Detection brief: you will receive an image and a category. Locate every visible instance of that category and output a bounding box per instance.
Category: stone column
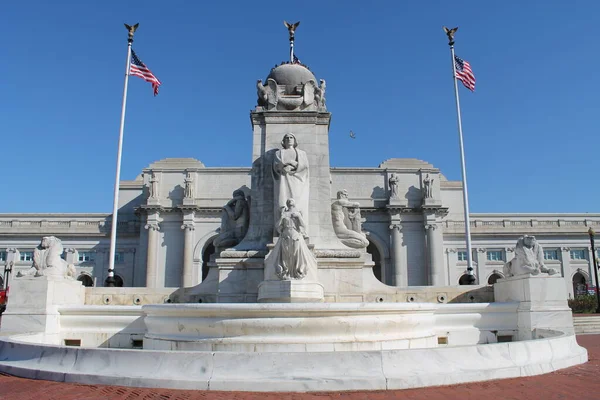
[145,221,160,288]
[181,223,195,287]
[425,223,444,286]
[475,248,487,285]
[64,248,77,265]
[561,247,573,297]
[5,248,17,288]
[390,224,406,287]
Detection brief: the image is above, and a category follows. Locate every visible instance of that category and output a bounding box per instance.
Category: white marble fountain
[0,63,587,392]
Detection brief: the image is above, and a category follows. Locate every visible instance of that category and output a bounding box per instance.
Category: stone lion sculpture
[503,235,558,277]
[17,236,76,279]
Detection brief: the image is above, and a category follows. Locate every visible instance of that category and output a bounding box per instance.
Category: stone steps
[574,315,600,334]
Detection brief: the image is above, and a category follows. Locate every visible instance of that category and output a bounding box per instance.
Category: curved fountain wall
[143,303,437,352]
[0,328,587,392]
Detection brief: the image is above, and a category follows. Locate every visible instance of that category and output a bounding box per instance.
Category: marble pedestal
[494,274,574,340]
[257,280,324,303]
[423,198,442,207]
[388,198,408,207]
[0,276,84,335]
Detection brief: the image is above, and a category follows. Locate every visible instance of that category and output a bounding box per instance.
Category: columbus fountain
[0,49,587,392]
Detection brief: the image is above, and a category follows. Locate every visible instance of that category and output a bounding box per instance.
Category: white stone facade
[1,160,597,300]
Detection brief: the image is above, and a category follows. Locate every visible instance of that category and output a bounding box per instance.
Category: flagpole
[106,24,137,287]
[284,21,299,63]
[445,27,476,285]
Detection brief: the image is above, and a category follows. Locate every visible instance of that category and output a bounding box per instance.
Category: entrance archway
[458,274,477,285]
[487,273,503,285]
[573,272,587,297]
[366,240,383,283]
[201,240,216,282]
[77,274,94,287]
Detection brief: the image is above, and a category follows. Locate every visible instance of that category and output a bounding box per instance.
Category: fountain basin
[143,302,437,352]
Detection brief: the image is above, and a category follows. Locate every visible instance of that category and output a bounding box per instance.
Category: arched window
[573,272,587,297]
[201,240,216,282]
[366,240,383,283]
[487,273,503,285]
[459,274,477,285]
[77,274,94,287]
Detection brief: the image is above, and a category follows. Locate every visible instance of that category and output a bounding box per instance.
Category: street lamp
[587,228,600,313]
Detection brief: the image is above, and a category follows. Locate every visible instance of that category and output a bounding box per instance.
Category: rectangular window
[457,251,468,261]
[78,252,95,262]
[487,250,504,262]
[114,252,125,264]
[0,251,6,262]
[570,249,586,260]
[543,249,559,260]
[19,251,33,262]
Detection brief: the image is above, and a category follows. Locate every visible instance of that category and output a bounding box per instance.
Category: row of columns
[389,212,445,287]
[144,209,196,289]
[143,208,448,288]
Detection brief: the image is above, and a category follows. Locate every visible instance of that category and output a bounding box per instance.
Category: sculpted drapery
[272,133,309,231]
[271,199,316,280]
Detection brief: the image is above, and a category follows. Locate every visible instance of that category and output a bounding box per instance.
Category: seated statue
[331,190,369,249]
[504,235,558,277]
[213,189,250,249]
[17,236,76,279]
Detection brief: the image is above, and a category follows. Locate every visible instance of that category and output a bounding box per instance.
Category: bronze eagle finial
[124,23,139,43]
[284,20,300,40]
[443,26,458,45]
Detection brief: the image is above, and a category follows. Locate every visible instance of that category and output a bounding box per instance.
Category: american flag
[454,55,475,92]
[129,50,162,96]
[293,54,301,64]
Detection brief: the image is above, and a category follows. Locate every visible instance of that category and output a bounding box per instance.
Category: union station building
[0,63,596,300]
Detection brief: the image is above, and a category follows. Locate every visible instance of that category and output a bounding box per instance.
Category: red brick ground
[0,335,598,400]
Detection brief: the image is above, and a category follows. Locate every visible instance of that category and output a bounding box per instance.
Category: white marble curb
[0,331,588,392]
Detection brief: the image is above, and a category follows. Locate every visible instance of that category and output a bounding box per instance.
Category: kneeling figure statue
[504,235,558,277]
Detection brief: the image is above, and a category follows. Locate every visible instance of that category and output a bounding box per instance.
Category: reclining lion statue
[504,235,558,277]
[17,236,76,279]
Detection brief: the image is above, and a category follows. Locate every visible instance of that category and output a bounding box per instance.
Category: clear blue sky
[1,1,598,214]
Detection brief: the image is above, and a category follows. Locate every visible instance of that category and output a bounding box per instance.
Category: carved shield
[267,78,279,109]
[303,80,316,106]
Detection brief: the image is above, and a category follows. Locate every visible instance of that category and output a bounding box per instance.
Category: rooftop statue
[388,173,400,199]
[184,172,194,199]
[423,174,433,199]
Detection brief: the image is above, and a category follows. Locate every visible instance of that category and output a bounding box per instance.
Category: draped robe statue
[272,133,310,233]
[271,199,316,280]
